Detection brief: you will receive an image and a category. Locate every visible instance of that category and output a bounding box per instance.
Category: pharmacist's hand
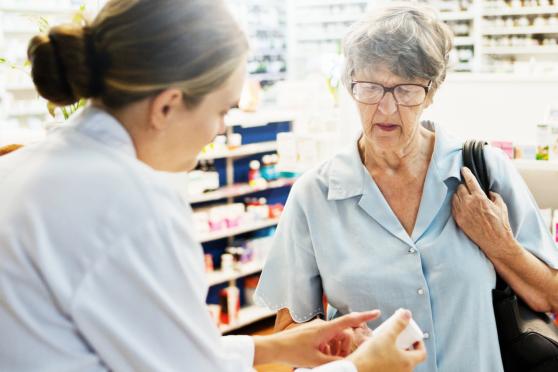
[267,310,380,368]
[313,318,372,357]
[452,167,514,260]
[348,309,426,372]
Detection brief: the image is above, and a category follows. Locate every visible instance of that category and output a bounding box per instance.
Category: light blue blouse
[255,121,558,372]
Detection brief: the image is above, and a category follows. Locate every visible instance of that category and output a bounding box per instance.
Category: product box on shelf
[219,286,240,325]
[492,140,514,159]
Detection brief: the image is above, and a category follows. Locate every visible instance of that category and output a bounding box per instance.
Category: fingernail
[398,308,411,319]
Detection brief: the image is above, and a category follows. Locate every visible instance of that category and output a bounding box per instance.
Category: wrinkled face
[352,65,433,154]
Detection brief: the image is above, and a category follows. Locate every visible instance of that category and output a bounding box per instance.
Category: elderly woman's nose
[377,92,398,115]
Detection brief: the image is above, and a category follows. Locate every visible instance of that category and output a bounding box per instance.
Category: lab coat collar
[72,105,137,159]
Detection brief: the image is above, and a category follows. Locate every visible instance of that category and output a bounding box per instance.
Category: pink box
[491,141,514,159]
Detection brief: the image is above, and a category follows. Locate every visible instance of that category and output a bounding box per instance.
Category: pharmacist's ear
[149,88,185,131]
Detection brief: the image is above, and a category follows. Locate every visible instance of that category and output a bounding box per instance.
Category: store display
[228,133,242,149]
[248,160,266,187]
[245,197,270,221]
[260,154,278,181]
[536,124,551,160]
[219,285,240,325]
[204,254,214,273]
[187,161,220,196]
[220,253,235,273]
[207,304,221,327]
[491,140,515,158]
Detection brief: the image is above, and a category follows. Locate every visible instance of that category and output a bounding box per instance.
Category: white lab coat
[0,107,355,372]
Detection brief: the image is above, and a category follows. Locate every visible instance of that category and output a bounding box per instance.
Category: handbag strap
[462,140,509,292]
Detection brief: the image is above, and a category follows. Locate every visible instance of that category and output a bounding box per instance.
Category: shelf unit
[219,305,276,334]
[197,112,295,334]
[480,0,558,73]
[198,141,278,162]
[190,177,296,204]
[483,5,558,16]
[287,0,558,78]
[483,45,558,54]
[198,218,280,243]
[227,0,288,85]
[207,261,264,287]
[482,26,558,35]
[514,159,558,171]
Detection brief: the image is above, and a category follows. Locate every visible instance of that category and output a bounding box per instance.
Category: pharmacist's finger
[384,309,412,340]
[324,310,380,339]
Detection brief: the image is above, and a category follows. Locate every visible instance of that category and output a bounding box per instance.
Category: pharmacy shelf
[453,62,473,71]
[514,159,558,172]
[296,0,367,7]
[3,28,37,35]
[5,83,35,91]
[207,262,264,287]
[296,13,362,24]
[7,108,47,118]
[198,218,280,243]
[482,46,558,54]
[483,6,558,17]
[198,141,277,161]
[482,26,558,35]
[0,5,77,14]
[250,72,287,81]
[440,11,475,21]
[220,305,276,334]
[454,36,475,46]
[225,108,296,128]
[190,178,297,204]
[297,34,343,42]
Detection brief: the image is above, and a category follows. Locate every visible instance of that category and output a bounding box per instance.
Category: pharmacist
[0,1,425,371]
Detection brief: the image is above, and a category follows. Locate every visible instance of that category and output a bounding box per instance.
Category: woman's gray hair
[342,2,453,93]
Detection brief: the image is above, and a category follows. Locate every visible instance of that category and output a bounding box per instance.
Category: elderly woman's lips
[375,124,399,132]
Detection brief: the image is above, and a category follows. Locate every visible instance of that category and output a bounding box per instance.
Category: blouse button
[424,332,430,339]
[417,288,425,295]
[408,247,417,254]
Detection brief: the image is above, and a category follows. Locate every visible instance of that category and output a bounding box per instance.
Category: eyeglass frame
[350,80,433,107]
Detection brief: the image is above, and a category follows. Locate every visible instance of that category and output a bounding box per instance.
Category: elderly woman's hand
[451,167,514,259]
[318,319,372,357]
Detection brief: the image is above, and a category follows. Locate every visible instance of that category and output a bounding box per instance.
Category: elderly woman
[255,4,558,372]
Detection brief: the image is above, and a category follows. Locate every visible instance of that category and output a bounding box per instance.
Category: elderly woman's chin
[366,124,402,145]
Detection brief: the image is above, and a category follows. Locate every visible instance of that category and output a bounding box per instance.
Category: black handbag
[462,140,558,372]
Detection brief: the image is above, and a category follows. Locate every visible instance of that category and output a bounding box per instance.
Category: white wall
[423,74,558,144]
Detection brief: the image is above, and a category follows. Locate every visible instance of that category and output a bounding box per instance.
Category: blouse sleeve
[485,146,558,269]
[254,183,325,323]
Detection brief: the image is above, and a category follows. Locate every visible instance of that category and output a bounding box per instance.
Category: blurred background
[1,2,558,370]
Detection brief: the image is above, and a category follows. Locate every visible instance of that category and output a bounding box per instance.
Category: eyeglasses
[351,80,432,107]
